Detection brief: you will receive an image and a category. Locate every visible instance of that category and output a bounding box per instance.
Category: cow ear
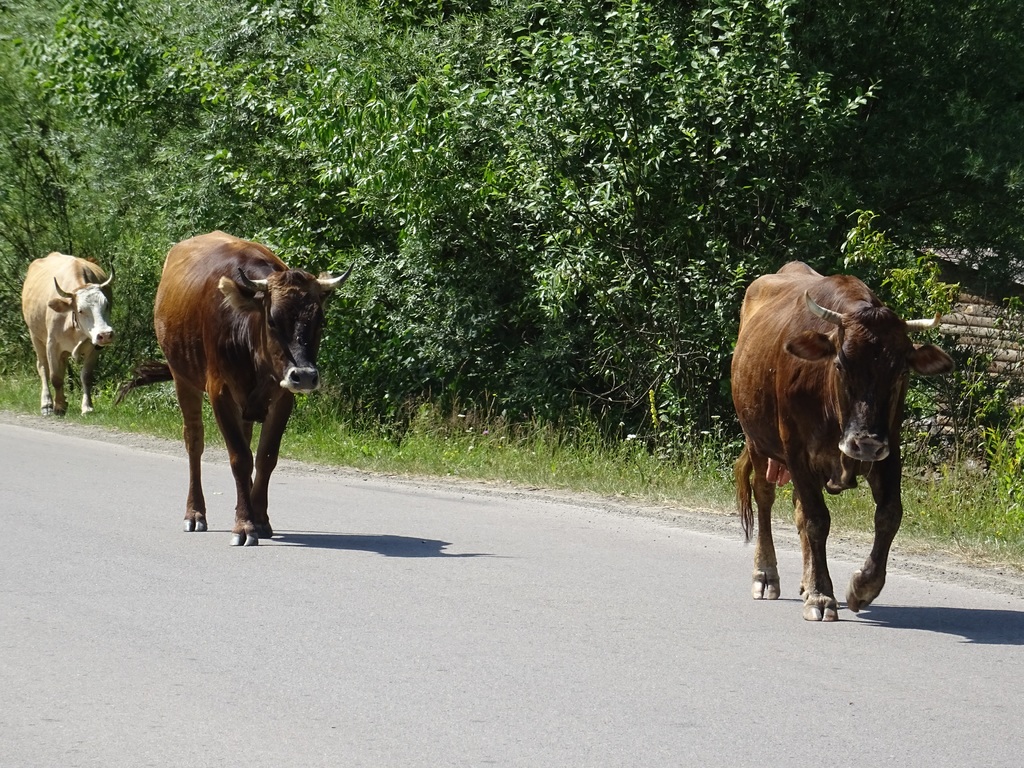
[48,297,74,314]
[785,330,835,361]
[218,276,263,312]
[909,344,955,376]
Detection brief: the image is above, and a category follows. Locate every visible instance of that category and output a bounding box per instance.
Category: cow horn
[804,291,844,326]
[53,277,73,299]
[96,269,113,289]
[905,313,942,331]
[237,268,268,292]
[318,262,354,290]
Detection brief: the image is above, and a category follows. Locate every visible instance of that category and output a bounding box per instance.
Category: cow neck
[823,366,843,425]
[822,331,845,426]
[61,296,80,333]
[219,305,272,394]
[252,311,282,387]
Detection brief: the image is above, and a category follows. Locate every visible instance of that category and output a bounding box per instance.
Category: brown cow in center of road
[117,231,351,545]
[731,261,954,621]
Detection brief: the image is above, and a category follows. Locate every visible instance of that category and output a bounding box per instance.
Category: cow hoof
[802,597,840,622]
[41,406,53,416]
[846,569,883,613]
[183,519,208,533]
[751,571,781,600]
[231,532,259,546]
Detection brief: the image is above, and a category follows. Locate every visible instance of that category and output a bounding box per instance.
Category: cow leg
[792,483,838,622]
[210,389,258,546]
[847,457,903,612]
[46,347,70,416]
[240,418,272,538]
[30,335,54,415]
[79,347,99,414]
[745,450,781,600]
[175,379,208,534]
[250,393,295,540]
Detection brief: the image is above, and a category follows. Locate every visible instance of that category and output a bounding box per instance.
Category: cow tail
[114,361,174,404]
[735,446,755,542]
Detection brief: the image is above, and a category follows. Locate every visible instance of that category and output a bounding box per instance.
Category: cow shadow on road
[855,605,1024,645]
[271,530,491,558]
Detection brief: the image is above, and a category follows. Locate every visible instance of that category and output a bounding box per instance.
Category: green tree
[792,0,1024,277]
[2,0,1022,450]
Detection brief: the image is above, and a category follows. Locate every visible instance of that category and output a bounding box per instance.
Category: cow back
[732,260,950,487]
[22,253,112,342]
[22,253,109,312]
[733,263,886,468]
[154,231,288,398]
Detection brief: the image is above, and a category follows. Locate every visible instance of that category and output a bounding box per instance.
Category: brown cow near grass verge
[21,253,114,416]
[116,231,350,545]
[731,262,954,621]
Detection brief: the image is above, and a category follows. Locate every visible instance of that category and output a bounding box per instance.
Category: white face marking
[75,285,114,346]
[279,366,320,393]
[838,432,889,462]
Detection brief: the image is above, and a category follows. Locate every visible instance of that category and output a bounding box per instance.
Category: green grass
[0,374,738,509]
[3,372,1023,571]
[1,374,188,440]
[284,399,739,507]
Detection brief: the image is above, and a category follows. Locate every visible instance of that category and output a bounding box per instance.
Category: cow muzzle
[92,328,115,347]
[280,366,320,393]
[839,433,889,462]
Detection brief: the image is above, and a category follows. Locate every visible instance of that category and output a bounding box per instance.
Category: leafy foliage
[985,405,1024,541]
[1,0,1022,467]
[791,0,1024,276]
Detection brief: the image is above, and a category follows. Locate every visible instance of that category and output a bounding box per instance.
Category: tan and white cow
[21,252,115,415]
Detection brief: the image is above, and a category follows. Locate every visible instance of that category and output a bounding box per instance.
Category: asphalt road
[2,416,1024,768]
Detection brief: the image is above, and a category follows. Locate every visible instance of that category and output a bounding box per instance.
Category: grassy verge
[0,374,739,509]
[2,373,1022,570]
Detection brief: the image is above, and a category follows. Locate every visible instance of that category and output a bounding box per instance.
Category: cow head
[784,291,954,463]
[49,273,115,349]
[219,264,352,393]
